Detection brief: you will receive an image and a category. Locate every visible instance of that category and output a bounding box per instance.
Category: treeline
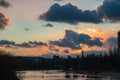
[13,47,120,73]
[0,47,119,78]
[0,50,20,80]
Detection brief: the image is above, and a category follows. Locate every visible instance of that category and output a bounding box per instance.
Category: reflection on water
[17,70,116,80]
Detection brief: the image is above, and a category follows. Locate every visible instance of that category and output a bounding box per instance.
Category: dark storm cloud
[97,0,120,22]
[40,3,102,25]
[107,37,117,46]
[0,0,11,8]
[50,30,103,50]
[0,13,10,29]
[40,0,120,24]
[42,23,53,27]
[0,40,47,48]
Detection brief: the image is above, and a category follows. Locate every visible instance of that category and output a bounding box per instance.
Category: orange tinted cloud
[0,13,10,29]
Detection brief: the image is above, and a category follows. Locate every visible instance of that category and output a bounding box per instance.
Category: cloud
[0,0,11,29]
[39,3,102,25]
[54,0,64,2]
[16,42,33,48]
[50,30,103,50]
[0,40,15,45]
[23,28,29,31]
[0,0,11,8]
[106,37,117,46]
[63,49,69,53]
[0,40,47,48]
[0,13,10,29]
[16,41,47,48]
[42,23,53,27]
[40,0,120,24]
[49,45,59,52]
[97,0,120,22]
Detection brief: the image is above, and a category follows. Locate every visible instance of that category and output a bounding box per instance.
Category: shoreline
[96,71,120,79]
[17,70,120,79]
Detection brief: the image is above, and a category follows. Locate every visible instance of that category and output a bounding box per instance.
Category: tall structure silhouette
[117,31,120,64]
[118,31,120,49]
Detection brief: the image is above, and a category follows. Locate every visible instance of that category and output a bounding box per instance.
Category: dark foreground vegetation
[0,47,120,80]
[13,47,120,73]
[0,50,20,80]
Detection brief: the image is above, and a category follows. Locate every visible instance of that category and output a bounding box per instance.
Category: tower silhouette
[118,31,120,49]
[117,31,120,64]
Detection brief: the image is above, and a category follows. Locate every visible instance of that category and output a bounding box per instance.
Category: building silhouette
[117,31,120,64]
[118,31,120,49]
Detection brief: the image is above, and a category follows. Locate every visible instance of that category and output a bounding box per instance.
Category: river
[17,70,119,80]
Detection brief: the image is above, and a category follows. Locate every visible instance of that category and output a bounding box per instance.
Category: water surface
[17,70,118,80]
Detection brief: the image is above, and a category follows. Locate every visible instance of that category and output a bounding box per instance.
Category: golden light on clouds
[75,24,117,43]
[0,46,49,56]
[74,50,82,54]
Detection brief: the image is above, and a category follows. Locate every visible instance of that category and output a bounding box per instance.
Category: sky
[0,0,119,56]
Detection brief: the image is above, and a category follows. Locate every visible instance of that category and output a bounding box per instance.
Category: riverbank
[97,71,120,79]
[67,70,120,79]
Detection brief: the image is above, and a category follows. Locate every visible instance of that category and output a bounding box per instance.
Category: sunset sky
[0,0,119,56]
